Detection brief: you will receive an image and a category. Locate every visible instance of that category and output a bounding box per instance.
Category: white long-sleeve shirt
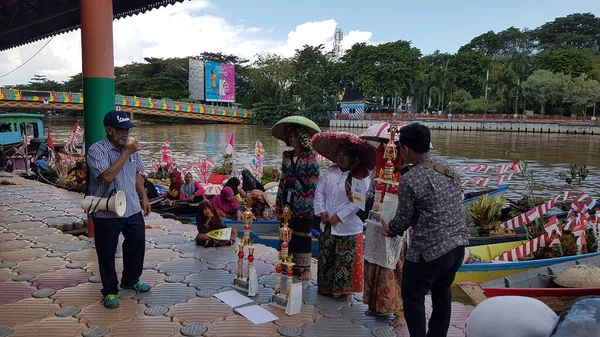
[314,166,371,236]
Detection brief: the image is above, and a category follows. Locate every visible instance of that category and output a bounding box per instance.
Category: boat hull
[456,251,600,284]
[457,282,600,313]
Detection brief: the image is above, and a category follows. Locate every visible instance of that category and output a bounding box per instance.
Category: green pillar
[81,0,115,152]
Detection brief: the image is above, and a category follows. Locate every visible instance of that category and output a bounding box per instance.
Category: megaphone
[81,190,127,217]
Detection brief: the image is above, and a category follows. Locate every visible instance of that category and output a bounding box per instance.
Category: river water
[47,121,600,200]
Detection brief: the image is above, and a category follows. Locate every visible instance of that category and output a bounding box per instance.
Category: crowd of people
[88,110,468,337]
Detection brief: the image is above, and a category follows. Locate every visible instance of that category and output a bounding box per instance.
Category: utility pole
[484,69,489,100]
[440,59,449,113]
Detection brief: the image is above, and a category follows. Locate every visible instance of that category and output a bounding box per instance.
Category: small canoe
[456,241,600,284]
[457,254,600,313]
[463,185,509,204]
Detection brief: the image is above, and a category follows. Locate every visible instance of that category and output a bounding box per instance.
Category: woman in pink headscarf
[211,186,243,220]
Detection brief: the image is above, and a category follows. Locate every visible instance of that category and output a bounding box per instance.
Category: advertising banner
[205,62,235,102]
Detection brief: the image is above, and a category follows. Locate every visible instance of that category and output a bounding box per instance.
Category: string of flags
[496,191,598,262]
[456,160,522,187]
[500,191,572,230]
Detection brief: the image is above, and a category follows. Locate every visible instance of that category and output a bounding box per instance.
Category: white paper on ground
[285,282,302,315]
[235,305,279,324]
[214,290,253,308]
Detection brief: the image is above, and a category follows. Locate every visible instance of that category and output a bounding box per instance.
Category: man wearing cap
[382,123,468,337]
[87,110,152,309]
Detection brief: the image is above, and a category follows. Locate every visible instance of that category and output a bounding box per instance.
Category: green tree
[534,13,600,53]
[449,51,492,98]
[343,40,422,99]
[534,47,600,80]
[61,73,83,92]
[563,75,600,115]
[522,70,570,114]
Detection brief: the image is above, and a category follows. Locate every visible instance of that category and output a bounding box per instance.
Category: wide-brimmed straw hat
[554,264,600,288]
[312,131,376,169]
[271,116,321,142]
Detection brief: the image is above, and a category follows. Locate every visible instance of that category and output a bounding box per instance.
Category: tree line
[5,12,600,123]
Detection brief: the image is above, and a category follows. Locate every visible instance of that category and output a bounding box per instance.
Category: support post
[81,0,116,238]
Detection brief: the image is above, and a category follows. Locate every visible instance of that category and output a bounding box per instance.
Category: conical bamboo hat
[554,264,600,288]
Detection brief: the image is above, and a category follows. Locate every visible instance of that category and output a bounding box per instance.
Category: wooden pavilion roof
[0,0,185,51]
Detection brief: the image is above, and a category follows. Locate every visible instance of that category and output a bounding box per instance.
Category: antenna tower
[333,28,343,60]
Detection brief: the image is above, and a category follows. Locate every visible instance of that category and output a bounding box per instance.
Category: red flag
[46,131,56,167]
[225,134,235,155]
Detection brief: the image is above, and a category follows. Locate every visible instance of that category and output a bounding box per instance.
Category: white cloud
[0,0,373,86]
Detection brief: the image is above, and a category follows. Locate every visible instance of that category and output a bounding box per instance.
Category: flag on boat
[225,135,235,155]
[65,121,82,152]
[46,131,56,168]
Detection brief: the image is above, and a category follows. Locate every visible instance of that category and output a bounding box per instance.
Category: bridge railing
[0,89,251,119]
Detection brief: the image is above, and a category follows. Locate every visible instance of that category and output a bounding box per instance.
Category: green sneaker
[128,281,151,292]
[103,294,119,309]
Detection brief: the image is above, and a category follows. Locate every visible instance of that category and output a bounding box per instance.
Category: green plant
[211,154,233,175]
[559,164,589,185]
[505,151,538,200]
[261,165,279,185]
[467,195,506,230]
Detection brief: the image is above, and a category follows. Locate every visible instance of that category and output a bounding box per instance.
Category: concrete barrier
[329,120,599,135]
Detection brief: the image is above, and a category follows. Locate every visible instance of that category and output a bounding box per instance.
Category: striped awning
[0,0,185,51]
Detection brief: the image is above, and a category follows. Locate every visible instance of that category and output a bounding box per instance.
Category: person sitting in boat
[211,186,243,220]
[242,168,265,192]
[143,175,160,200]
[65,158,87,187]
[223,176,246,201]
[165,170,184,206]
[249,189,273,219]
[195,200,238,247]
[179,172,205,203]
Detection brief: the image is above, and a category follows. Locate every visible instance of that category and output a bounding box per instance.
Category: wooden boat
[456,240,600,284]
[0,113,44,147]
[463,185,509,204]
[457,254,600,312]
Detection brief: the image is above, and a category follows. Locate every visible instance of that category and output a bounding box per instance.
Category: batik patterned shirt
[276,147,320,219]
[387,154,469,263]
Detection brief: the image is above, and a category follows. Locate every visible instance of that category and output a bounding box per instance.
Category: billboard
[205,62,235,102]
[188,59,205,101]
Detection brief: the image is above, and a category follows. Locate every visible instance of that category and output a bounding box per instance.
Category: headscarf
[283,125,311,148]
[169,170,184,193]
[181,173,196,199]
[211,186,239,215]
[242,168,265,192]
[223,177,240,194]
[340,145,370,203]
[196,200,224,231]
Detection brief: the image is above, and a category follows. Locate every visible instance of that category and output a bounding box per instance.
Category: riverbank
[331,119,600,134]
[0,172,473,336]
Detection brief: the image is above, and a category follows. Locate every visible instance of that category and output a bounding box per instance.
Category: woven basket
[554,264,600,288]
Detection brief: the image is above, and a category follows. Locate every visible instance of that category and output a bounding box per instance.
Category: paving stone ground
[0,174,473,336]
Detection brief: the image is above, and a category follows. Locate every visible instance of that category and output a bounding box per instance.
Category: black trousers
[94,212,146,296]
[402,245,465,337]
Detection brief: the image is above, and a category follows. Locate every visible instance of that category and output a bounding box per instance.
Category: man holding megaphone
[86,110,151,309]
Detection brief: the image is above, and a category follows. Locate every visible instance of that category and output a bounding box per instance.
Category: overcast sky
[0,0,598,86]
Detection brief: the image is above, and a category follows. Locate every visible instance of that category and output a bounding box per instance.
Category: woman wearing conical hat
[272,116,321,280]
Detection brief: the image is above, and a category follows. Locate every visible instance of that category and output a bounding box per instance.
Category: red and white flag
[543,216,560,235]
[512,160,522,174]
[46,131,56,168]
[225,134,235,155]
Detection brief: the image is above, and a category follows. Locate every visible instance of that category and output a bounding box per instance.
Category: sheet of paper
[214,290,253,308]
[236,305,279,325]
[352,177,367,211]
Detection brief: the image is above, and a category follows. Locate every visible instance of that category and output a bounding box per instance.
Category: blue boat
[223,185,514,257]
[0,113,44,147]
